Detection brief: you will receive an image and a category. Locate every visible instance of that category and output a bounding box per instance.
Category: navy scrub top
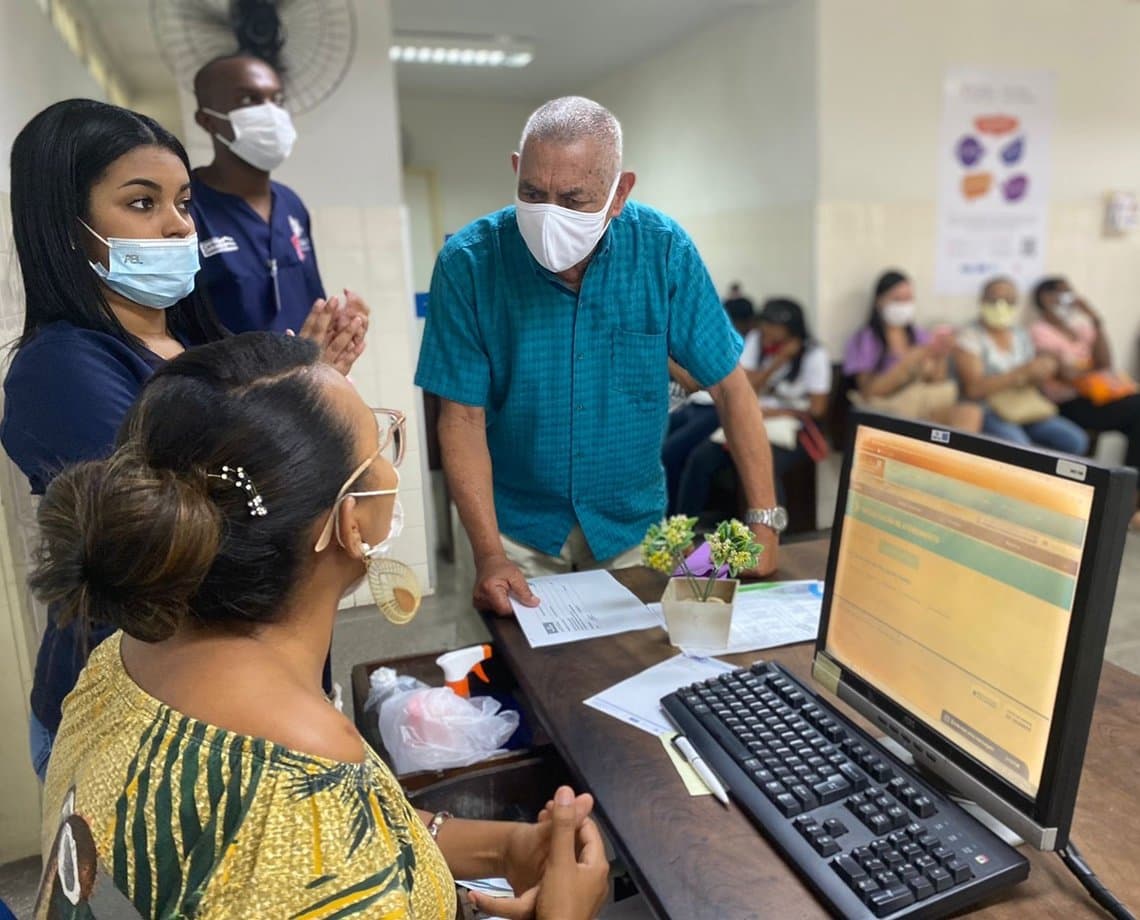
[190,174,325,335]
[1,322,169,733]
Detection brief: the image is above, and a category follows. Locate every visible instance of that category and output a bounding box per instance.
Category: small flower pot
[660,577,737,649]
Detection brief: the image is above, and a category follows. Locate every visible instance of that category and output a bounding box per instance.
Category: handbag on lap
[988,385,1058,424]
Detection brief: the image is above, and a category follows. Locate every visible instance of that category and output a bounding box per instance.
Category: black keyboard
[662,661,1029,918]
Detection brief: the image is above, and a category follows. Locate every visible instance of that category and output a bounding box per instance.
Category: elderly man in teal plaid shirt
[415,96,781,616]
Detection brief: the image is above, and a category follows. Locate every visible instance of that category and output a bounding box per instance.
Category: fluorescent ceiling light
[389,33,534,68]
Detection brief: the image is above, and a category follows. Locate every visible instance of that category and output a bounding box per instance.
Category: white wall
[586,0,819,313]
[814,0,1140,363]
[0,0,106,863]
[399,93,539,238]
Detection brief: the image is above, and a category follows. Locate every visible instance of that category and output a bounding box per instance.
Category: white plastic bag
[366,668,520,775]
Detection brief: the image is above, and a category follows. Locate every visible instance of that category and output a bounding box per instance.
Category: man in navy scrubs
[190,54,368,344]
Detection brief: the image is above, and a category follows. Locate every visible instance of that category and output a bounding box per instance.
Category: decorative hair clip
[208,465,267,517]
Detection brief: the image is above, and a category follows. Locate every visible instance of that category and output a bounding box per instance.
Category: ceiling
[71,0,770,103]
[389,0,769,100]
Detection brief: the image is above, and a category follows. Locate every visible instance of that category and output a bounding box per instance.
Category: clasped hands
[467,787,610,920]
[290,288,370,375]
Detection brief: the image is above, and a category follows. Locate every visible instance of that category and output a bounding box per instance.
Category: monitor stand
[876,735,1025,848]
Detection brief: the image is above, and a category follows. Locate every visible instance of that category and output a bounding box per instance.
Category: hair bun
[31,450,223,642]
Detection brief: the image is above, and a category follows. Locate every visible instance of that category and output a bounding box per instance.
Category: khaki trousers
[501,525,642,578]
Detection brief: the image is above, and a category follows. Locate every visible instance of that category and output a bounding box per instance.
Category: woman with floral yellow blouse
[31,332,608,920]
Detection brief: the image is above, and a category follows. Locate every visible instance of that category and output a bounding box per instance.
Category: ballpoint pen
[672,734,730,806]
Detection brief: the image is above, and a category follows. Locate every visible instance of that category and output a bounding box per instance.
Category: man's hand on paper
[475,553,539,616]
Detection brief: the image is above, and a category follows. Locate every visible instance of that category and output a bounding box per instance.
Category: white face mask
[881,301,916,328]
[202,102,296,172]
[514,172,622,273]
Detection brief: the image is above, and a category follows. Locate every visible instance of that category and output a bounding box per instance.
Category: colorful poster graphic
[934,69,1054,295]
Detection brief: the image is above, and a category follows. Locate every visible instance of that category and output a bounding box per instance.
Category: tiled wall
[309,202,435,608]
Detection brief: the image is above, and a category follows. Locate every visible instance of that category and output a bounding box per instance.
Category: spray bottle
[436,644,493,698]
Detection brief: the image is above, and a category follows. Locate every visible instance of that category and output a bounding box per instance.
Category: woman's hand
[293,295,366,376]
[466,787,607,920]
[1026,354,1059,384]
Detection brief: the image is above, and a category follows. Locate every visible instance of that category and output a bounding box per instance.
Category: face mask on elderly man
[514,172,622,273]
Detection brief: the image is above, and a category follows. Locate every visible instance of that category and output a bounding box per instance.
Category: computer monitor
[812,411,1136,850]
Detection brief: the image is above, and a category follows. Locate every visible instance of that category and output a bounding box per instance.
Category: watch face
[771,506,789,532]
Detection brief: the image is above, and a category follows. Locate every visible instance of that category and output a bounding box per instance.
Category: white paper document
[583,653,735,736]
[510,569,662,648]
[679,579,824,656]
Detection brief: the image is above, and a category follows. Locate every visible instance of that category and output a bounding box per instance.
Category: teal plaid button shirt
[414,201,742,558]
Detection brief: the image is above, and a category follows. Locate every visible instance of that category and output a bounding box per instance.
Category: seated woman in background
[674,298,830,514]
[954,276,1088,456]
[1,99,361,781]
[1030,276,1140,527]
[843,270,982,431]
[31,333,608,919]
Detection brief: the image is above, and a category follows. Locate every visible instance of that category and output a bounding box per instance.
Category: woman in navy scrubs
[2,100,355,780]
[2,100,229,780]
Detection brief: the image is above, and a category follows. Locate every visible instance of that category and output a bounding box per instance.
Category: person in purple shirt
[843,270,982,431]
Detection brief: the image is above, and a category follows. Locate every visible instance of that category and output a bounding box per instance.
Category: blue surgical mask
[79,219,200,309]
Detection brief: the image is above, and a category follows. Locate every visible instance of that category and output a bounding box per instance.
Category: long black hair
[10,99,227,354]
[867,269,916,370]
[759,297,813,382]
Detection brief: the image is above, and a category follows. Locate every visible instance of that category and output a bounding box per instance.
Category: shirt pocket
[611,329,667,400]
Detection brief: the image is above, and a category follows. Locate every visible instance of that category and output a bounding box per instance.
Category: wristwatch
[745,506,789,533]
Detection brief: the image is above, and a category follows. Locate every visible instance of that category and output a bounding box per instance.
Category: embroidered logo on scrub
[288,215,312,261]
[200,235,239,258]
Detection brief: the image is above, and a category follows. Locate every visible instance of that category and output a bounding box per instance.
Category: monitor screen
[824,425,1095,799]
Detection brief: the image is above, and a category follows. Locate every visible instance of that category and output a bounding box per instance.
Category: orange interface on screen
[826,428,1093,797]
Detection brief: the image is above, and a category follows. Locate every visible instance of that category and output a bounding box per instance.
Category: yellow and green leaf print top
[38,633,456,919]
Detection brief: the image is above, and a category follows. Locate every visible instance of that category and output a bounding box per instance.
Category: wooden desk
[482,539,1140,919]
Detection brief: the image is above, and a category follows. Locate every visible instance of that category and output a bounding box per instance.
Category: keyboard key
[913,855,936,872]
[912,796,937,818]
[823,818,849,838]
[811,834,840,857]
[870,884,916,917]
[930,846,953,865]
[898,864,919,882]
[853,878,881,904]
[882,850,904,871]
[791,784,819,810]
[904,822,923,840]
[917,834,939,851]
[886,832,908,847]
[874,871,901,890]
[885,806,908,829]
[863,858,887,875]
[865,758,892,782]
[868,814,892,835]
[762,780,787,800]
[899,843,922,860]
[831,854,866,886]
[945,859,973,884]
[908,874,935,901]
[813,777,852,805]
[774,793,801,817]
[874,795,893,811]
[870,840,892,856]
[926,866,953,893]
[839,762,868,791]
[850,846,873,865]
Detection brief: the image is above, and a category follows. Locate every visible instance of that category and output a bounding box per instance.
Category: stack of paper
[582,653,735,736]
[510,570,662,648]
